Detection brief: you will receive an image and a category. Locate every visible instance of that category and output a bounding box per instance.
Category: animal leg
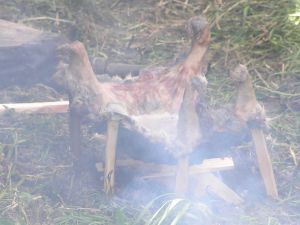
[231,64,278,198]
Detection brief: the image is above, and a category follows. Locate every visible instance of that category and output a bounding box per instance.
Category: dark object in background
[92,57,144,77]
[0,19,144,89]
[0,19,65,88]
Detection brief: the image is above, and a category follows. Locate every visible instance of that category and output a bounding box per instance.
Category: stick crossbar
[0,101,69,115]
[96,157,234,178]
[0,100,241,203]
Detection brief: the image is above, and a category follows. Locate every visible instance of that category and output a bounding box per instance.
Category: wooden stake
[104,119,120,195]
[251,128,278,198]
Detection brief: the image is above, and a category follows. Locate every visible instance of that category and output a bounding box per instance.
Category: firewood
[196,172,243,204]
[95,157,234,177]
[95,159,171,172]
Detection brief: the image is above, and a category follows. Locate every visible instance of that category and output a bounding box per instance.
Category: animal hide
[54,16,211,157]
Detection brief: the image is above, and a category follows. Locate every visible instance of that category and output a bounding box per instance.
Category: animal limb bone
[231,64,278,198]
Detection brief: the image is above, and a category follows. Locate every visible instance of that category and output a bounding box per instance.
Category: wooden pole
[104,119,120,195]
[251,128,278,198]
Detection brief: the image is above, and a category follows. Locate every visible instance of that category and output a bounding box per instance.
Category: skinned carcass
[54,15,210,195]
[54,15,277,199]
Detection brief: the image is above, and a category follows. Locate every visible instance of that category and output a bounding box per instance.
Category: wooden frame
[0,101,243,203]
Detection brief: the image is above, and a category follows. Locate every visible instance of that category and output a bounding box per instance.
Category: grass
[0,0,300,224]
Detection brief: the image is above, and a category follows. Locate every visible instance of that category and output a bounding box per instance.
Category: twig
[19,17,75,25]
[0,101,69,115]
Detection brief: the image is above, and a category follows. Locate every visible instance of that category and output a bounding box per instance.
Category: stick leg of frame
[251,128,278,198]
[104,119,120,195]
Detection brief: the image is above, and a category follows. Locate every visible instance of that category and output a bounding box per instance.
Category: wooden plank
[196,172,243,205]
[142,157,234,178]
[96,157,234,177]
[0,101,69,115]
[251,128,278,198]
